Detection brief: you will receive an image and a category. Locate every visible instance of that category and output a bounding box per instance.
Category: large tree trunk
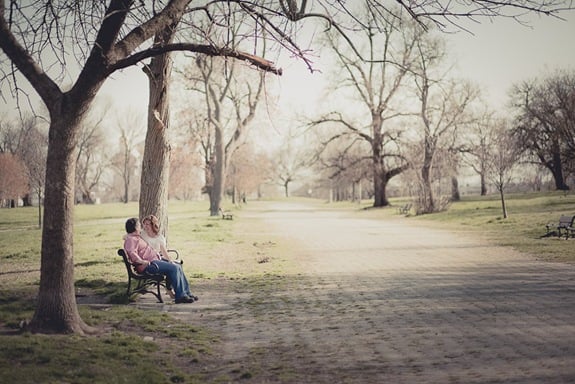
[373,161,390,207]
[28,110,93,335]
[210,126,225,216]
[372,130,390,207]
[140,25,178,233]
[549,144,569,191]
[420,139,435,213]
[451,176,460,202]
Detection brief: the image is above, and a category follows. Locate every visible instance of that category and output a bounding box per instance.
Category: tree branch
[0,3,62,111]
[110,43,282,75]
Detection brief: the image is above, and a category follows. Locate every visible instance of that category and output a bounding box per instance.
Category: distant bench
[545,215,575,239]
[219,208,233,220]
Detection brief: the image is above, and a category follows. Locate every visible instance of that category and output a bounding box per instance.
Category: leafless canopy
[1,0,573,103]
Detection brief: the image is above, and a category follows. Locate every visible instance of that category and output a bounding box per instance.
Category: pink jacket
[124,232,161,273]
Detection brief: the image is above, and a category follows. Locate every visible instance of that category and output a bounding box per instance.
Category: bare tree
[75,109,109,204]
[0,152,28,207]
[465,108,498,196]
[169,139,203,201]
[139,21,180,233]
[510,69,575,190]
[1,0,572,335]
[110,111,144,204]
[0,115,47,224]
[317,136,372,202]
[488,118,521,219]
[185,54,266,215]
[227,143,273,203]
[416,74,476,213]
[274,146,311,198]
[311,11,419,207]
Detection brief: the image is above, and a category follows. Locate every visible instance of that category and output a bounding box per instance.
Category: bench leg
[155,283,164,303]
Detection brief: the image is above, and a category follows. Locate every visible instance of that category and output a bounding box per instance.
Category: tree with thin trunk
[111,113,143,204]
[75,109,109,204]
[465,108,497,196]
[1,0,572,335]
[186,54,266,215]
[271,127,316,198]
[412,31,478,214]
[227,143,273,203]
[488,119,520,219]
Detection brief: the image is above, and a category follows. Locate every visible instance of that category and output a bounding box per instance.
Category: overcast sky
[446,11,575,108]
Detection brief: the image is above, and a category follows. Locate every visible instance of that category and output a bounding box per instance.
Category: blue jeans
[145,260,192,299]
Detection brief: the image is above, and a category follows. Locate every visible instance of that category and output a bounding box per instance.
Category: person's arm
[159,235,172,262]
[124,236,151,267]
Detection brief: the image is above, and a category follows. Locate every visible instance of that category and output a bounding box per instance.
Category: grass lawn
[0,201,231,384]
[0,192,574,382]
[393,191,575,263]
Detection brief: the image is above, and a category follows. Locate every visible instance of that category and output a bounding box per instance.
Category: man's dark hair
[125,218,138,234]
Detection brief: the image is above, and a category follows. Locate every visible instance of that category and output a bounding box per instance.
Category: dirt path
[157,201,575,383]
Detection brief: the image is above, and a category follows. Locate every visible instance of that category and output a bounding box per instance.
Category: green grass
[388,191,575,263]
[0,200,227,383]
[0,306,216,384]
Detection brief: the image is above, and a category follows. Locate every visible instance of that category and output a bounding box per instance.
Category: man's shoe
[175,296,195,304]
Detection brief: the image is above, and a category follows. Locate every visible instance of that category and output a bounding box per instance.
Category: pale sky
[445,11,575,108]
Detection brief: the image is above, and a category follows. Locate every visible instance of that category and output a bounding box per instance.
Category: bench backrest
[558,215,575,227]
[117,249,141,277]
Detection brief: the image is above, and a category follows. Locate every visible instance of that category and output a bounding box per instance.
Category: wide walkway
[157,202,575,383]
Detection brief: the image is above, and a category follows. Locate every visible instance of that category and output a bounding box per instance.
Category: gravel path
[153,201,575,383]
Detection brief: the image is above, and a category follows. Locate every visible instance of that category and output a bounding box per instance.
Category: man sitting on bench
[123,218,198,304]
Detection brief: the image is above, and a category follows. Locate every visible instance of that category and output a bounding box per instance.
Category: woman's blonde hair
[143,215,160,236]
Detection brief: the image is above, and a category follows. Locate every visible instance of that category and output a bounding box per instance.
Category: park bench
[545,215,575,239]
[397,203,412,215]
[117,248,180,303]
[219,207,234,220]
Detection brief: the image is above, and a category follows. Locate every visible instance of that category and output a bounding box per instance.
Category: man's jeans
[145,260,191,299]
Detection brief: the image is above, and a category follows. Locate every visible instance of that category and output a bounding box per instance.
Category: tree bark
[451,176,460,201]
[29,108,94,335]
[373,161,390,207]
[549,140,569,190]
[140,24,178,233]
[499,187,508,219]
[480,172,487,195]
[210,126,225,216]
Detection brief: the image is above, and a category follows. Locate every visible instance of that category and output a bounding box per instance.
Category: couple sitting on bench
[124,217,198,304]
